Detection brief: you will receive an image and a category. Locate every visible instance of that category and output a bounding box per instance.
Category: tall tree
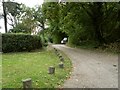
[10,4,46,34]
[42,2,120,45]
[2,0,7,33]
[11,5,37,34]
[33,6,46,31]
[2,1,21,33]
[42,2,66,43]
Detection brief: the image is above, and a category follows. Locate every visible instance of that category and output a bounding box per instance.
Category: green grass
[2,49,72,88]
[0,53,2,89]
[67,41,119,54]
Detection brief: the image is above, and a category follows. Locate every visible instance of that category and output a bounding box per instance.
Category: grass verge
[67,42,119,54]
[2,49,72,88]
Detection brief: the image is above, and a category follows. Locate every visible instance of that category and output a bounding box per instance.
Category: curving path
[52,44,118,88]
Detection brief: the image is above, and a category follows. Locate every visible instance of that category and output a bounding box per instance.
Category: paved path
[52,44,118,88]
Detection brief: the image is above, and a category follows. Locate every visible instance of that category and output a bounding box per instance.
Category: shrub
[2,33,42,53]
[39,34,48,47]
[103,42,120,53]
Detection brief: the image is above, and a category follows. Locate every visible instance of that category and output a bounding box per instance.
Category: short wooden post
[59,55,62,58]
[48,66,55,74]
[56,52,60,56]
[22,78,32,89]
[54,48,57,52]
[60,57,64,62]
[59,62,64,68]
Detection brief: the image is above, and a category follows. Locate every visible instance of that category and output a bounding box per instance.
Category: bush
[2,33,42,53]
[40,35,48,47]
[103,42,120,53]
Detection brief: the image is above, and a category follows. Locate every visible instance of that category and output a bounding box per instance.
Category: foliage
[2,33,42,53]
[42,2,120,48]
[4,2,21,16]
[9,4,37,34]
[42,2,67,43]
[3,1,22,28]
[2,50,72,88]
[33,6,46,30]
[39,32,48,47]
[9,23,32,33]
[102,42,120,53]
[60,2,120,44]
[4,2,120,49]
[8,4,45,34]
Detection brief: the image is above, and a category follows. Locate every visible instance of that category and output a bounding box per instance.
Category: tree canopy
[42,2,120,47]
[2,1,120,50]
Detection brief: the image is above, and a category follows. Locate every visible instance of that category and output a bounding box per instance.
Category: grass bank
[2,49,72,88]
[67,41,120,54]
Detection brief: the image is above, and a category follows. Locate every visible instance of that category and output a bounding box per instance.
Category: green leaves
[4,2,21,16]
[45,2,120,45]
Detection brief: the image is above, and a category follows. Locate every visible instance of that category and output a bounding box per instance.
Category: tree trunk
[94,23,105,45]
[3,1,7,33]
[92,2,106,45]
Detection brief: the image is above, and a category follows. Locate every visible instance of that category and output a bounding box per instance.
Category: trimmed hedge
[2,33,42,53]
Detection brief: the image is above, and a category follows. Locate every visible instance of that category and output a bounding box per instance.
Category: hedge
[2,33,42,53]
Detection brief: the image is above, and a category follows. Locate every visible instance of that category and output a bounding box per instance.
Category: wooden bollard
[22,78,32,89]
[59,55,62,58]
[56,52,60,56]
[48,66,55,74]
[60,57,64,62]
[54,48,57,52]
[59,62,64,68]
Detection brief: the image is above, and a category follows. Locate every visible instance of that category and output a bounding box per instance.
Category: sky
[0,0,44,33]
[12,0,44,7]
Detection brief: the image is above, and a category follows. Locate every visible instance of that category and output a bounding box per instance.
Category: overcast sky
[0,0,44,33]
[12,0,44,7]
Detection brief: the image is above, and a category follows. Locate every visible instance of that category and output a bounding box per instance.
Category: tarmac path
[52,44,118,88]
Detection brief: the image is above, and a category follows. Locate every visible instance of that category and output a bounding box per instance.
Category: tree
[10,4,46,34]
[2,1,21,33]
[42,2,67,43]
[80,2,120,44]
[2,0,7,33]
[33,6,46,31]
[10,5,37,34]
[42,2,120,46]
